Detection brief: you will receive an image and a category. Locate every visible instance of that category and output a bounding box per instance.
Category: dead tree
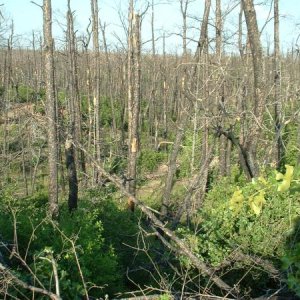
[273,0,283,168]
[43,0,59,217]
[195,0,211,60]
[65,0,78,211]
[241,0,265,178]
[127,2,141,211]
[90,0,101,184]
[78,144,236,296]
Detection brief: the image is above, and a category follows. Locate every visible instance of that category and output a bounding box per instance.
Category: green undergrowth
[175,164,300,296]
[0,188,149,299]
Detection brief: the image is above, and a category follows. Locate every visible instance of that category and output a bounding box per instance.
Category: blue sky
[1,0,300,53]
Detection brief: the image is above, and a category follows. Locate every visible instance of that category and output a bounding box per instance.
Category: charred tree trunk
[65,136,78,211]
[65,0,79,211]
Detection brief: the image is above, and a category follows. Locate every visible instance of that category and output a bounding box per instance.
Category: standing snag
[43,0,59,218]
[127,2,141,211]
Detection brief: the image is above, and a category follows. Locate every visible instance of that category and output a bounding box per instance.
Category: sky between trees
[1,0,300,54]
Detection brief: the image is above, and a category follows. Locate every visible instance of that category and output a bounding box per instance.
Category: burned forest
[1,0,300,299]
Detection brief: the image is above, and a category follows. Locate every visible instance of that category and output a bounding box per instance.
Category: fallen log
[78,143,236,297]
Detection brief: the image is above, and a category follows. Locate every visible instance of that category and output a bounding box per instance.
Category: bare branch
[0,262,61,300]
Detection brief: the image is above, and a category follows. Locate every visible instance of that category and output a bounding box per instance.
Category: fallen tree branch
[77,143,236,296]
[0,262,61,300]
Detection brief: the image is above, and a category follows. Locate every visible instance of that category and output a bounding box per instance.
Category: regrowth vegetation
[0,0,300,299]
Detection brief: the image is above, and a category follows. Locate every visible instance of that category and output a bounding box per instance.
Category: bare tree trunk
[215,0,228,177]
[180,0,188,57]
[215,0,222,59]
[91,0,101,184]
[65,136,78,211]
[2,27,13,177]
[127,3,141,211]
[242,0,265,178]
[273,0,283,168]
[195,0,211,59]
[66,0,78,211]
[160,111,189,218]
[43,0,59,218]
[99,20,117,138]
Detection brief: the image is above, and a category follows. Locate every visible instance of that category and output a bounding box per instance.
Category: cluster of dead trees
[0,0,299,297]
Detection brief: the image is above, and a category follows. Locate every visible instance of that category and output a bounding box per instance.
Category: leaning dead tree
[127,1,141,211]
[77,143,236,296]
[43,0,59,217]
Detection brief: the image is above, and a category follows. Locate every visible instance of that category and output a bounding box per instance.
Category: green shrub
[138,149,167,172]
[282,218,300,296]
[180,165,300,296]
[283,123,299,167]
[0,192,123,299]
[18,85,36,102]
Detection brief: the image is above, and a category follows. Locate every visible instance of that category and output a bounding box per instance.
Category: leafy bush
[100,96,122,127]
[0,191,130,299]
[19,85,34,102]
[283,217,300,296]
[180,165,300,296]
[282,123,299,167]
[138,149,167,172]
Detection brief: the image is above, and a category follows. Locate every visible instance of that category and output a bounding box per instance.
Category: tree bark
[160,111,189,218]
[273,0,283,168]
[195,0,211,59]
[43,0,59,218]
[65,0,79,211]
[242,0,265,178]
[90,0,101,184]
[65,136,78,211]
[127,3,141,211]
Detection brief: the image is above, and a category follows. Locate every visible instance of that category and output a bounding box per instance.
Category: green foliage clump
[0,191,138,299]
[283,123,299,167]
[138,149,167,172]
[100,96,122,127]
[181,165,300,296]
[18,85,36,102]
[282,218,300,296]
